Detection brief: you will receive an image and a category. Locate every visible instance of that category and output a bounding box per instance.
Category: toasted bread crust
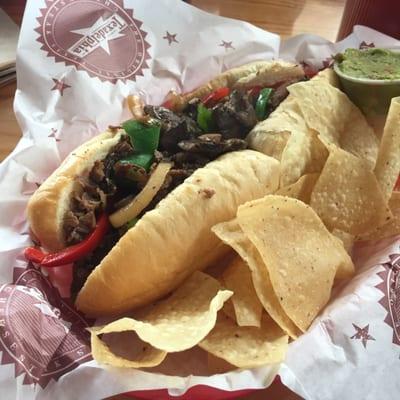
[183,60,304,102]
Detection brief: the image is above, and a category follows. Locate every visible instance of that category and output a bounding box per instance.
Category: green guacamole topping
[336,48,400,80]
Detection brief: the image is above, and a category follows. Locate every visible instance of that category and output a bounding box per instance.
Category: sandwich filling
[32,79,305,295]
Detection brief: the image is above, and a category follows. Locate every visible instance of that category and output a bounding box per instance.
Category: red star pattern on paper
[350,324,375,348]
[48,128,60,142]
[219,40,235,51]
[163,31,178,45]
[359,41,375,50]
[51,78,71,96]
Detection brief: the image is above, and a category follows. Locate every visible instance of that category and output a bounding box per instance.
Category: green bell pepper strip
[197,103,214,132]
[120,119,161,173]
[122,120,161,154]
[118,153,154,172]
[255,88,273,120]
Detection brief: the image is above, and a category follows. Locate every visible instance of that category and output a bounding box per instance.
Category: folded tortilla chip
[247,67,338,161]
[279,128,327,187]
[91,329,167,369]
[247,96,302,160]
[287,79,378,167]
[249,95,328,188]
[213,220,301,339]
[236,195,354,332]
[90,272,233,357]
[275,173,319,204]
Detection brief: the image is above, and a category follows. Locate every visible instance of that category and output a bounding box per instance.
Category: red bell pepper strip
[248,85,262,98]
[202,87,230,107]
[24,213,109,268]
[25,247,45,264]
[248,81,286,97]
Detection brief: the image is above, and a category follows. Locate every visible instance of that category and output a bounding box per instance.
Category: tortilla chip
[288,79,378,167]
[91,330,167,368]
[207,352,236,374]
[374,97,400,202]
[310,148,392,235]
[357,192,400,241]
[247,96,304,160]
[313,68,340,87]
[222,257,263,327]
[237,195,354,332]
[275,173,320,204]
[248,84,327,185]
[199,313,288,369]
[280,128,328,187]
[90,272,233,353]
[340,108,379,168]
[287,80,345,146]
[212,220,301,339]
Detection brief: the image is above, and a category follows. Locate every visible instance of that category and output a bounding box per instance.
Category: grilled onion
[109,162,172,228]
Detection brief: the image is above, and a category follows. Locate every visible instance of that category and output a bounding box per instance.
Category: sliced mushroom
[178,137,247,157]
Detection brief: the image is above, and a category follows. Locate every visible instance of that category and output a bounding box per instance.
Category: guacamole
[336,48,400,80]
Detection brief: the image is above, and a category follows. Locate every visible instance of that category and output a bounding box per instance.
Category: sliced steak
[144,105,201,152]
[71,228,120,298]
[63,135,134,245]
[212,89,257,139]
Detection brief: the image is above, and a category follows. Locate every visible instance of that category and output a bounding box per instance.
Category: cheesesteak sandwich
[25,60,305,316]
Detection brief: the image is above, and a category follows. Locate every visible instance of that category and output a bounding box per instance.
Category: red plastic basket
[124,386,256,400]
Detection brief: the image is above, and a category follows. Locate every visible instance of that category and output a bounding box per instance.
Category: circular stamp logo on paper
[377,253,400,346]
[35,0,151,83]
[0,267,92,387]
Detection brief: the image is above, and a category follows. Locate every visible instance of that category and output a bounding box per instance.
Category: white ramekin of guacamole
[334,48,400,124]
